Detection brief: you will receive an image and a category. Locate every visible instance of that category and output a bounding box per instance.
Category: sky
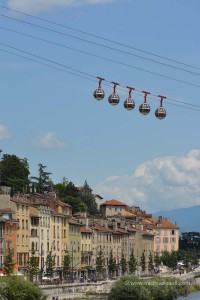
[0,0,200,213]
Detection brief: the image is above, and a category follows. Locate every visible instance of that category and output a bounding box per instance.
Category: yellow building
[69,219,82,278]
[11,196,30,276]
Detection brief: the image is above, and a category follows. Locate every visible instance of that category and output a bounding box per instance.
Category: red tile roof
[93,224,112,233]
[100,199,127,206]
[150,218,179,229]
[0,208,15,214]
[80,227,92,233]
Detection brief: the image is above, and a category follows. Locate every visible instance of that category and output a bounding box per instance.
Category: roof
[69,219,82,225]
[150,217,179,229]
[80,227,92,233]
[93,224,112,233]
[100,199,127,207]
[94,194,103,199]
[0,208,15,214]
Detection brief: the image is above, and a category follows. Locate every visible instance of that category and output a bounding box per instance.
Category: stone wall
[41,281,113,299]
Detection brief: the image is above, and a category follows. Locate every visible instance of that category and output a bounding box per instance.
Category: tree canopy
[0,154,30,195]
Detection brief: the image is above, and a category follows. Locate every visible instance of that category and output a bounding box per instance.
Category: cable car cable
[1,26,200,89]
[0,4,199,72]
[0,44,200,111]
[1,13,200,77]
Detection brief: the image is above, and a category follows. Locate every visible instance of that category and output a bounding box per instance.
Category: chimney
[158,216,163,224]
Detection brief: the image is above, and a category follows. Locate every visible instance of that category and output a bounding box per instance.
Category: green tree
[96,246,104,278]
[154,252,160,269]
[63,250,71,277]
[0,276,47,300]
[140,250,146,272]
[108,250,116,276]
[108,276,152,300]
[79,181,99,215]
[31,164,52,193]
[148,252,154,274]
[129,250,137,274]
[26,250,39,282]
[0,154,30,195]
[45,251,56,277]
[3,246,15,276]
[120,252,127,275]
[62,196,87,214]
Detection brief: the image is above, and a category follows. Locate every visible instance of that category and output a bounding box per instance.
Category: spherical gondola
[155,95,167,120]
[139,103,150,115]
[124,87,135,111]
[155,107,166,119]
[93,77,105,101]
[108,82,120,106]
[93,88,105,100]
[139,91,150,115]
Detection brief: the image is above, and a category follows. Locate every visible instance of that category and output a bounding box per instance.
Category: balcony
[81,251,93,256]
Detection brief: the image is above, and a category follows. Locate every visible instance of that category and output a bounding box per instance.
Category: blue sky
[0,0,200,213]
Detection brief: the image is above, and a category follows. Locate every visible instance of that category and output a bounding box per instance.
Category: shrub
[0,276,47,300]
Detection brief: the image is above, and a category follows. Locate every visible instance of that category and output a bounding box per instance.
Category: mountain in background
[152,205,200,233]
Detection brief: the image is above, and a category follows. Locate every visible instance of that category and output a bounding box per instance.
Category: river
[177,291,200,300]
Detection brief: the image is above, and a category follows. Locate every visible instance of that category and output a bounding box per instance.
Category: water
[177,291,200,300]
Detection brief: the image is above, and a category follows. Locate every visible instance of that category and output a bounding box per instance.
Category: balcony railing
[81,251,93,256]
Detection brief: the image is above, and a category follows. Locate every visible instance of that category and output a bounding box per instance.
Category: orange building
[0,208,18,273]
[149,216,179,254]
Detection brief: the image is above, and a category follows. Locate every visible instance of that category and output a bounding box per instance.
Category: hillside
[153,205,200,233]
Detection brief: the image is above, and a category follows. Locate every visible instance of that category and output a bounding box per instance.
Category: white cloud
[8,0,114,14]
[0,124,12,140]
[35,131,66,149]
[95,149,200,213]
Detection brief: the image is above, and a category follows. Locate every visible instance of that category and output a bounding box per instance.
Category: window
[171,230,175,235]
[26,220,28,230]
[163,237,168,243]
[41,230,44,240]
[17,235,19,245]
[22,235,24,246]
[170,237,176,243]
[22,205,24,214]
[164,230,168,236]
[155,237,161,243]
[22,220,24,230]
[156,229,160,235]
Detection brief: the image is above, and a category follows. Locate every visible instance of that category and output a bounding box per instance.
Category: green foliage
[79,181,99,216]
[108,250,116,276]
[160,250,178,270]
[3,246,15,276]
[108,276,152,300]
[54,182,87,213]
[0,154,30,195]
[140,251,146,272]
[148,252,154,273]
[45,251,56,277]
[96,246,104,276]
[31,164,52,193]
[0,276,46,300]
[154,252,160,268]
[120,252,127,275]
[108,276,189,300]
[63,196,87,214]
[26,250,39,281]
[146,276,189,300]
[129,250,137,274]
[63,250,71,276]
[179,232,200,252]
